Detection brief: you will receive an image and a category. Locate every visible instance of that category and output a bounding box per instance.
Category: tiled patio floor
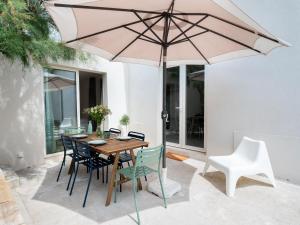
[9,153,300,225]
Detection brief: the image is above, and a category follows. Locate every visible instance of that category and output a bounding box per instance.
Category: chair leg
[56,156,66,182]
[120,173,122,192]
[106,166,109,183]
[83,169,93,208]
[97,168,99,180]
[203,162,210,176]
[127,161,130,167]
[102,166,104,183]
[158,171,167,208]
[69,162,79,196]
[132,178,141,225]
[66,160,75,191]
[119,164,124,192]
[225,173,239,197]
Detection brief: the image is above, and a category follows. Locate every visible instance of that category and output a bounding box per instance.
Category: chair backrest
[135,145,163,171]
[128,131,145,141]
[109,128,121,135]
[234,136,262,161]
[74,141,92,158]
[61,135,74,153]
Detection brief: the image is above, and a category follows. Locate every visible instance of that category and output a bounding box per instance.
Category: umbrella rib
[165,0,175,37]
[138,37,161,45]
[170,16,210,64]
[172,15,262,54]
[170,30,209,45]
[53,3,162,15]
[66,14,161,44]
[171,13,279,44]
[124,26,161,45]
[168,15,208,45]
[111,15,164,61]
[134,12,163,44]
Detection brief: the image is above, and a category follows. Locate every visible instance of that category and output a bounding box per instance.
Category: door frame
[166,64,206,152]
[43,65,107,156]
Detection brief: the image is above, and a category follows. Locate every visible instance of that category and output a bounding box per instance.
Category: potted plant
[120,114,130,136]
[85,105,111,137]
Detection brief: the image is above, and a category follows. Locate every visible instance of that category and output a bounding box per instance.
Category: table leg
[68,158,75,175]
[129,149,142,190]
[105,152,120,206]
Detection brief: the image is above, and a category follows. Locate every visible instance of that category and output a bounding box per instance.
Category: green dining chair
[114,145,167,225]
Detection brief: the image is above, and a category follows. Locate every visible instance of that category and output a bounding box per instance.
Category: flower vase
[96,122,103,137]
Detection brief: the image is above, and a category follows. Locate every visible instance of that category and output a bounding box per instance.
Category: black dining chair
[109,128,121,137]
[118,131,146,192]
[68,141,112,207]
[57,135,79,182]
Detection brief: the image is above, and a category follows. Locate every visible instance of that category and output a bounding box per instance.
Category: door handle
[175,106,181,109]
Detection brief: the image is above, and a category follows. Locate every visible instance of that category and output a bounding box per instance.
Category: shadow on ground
[20,159,196,224]
[201,171,273,195]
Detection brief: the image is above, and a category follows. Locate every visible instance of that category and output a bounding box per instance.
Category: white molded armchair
[203,136,276,197]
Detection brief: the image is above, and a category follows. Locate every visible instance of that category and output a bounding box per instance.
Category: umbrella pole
[148,15,181,197]
[162,45,167,169]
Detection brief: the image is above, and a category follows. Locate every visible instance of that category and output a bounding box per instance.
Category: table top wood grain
[80,134,149,155]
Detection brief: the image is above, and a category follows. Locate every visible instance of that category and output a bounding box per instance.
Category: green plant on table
[120,114,130,126]
[120,114,130,135]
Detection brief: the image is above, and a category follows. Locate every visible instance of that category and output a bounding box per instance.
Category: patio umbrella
[44,0,289,197]
[44,72,76,91]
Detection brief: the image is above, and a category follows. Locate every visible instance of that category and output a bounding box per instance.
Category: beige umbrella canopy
[45,0,288,66]
[44,0,289,187]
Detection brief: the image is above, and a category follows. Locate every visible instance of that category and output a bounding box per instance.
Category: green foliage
[0,0,80,67]
[84,105,111,125]
[120,114,130,126]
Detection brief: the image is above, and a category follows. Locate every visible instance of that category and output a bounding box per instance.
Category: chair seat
[119,152,132,163]
[81,157,112,169]
[117,165,156,179]
[69,153,89,162]
[208,155,254,174]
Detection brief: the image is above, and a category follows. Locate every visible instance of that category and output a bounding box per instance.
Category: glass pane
[186,65,205,148]
[166,66,180,144]
[44,68,77,154]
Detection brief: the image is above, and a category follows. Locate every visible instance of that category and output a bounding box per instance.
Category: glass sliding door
[166,66,180,144]
[186,65,205,148]
[44,68,77,154]
[166,65,205,151]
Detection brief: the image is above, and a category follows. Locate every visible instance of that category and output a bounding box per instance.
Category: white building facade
[0,0,300,184]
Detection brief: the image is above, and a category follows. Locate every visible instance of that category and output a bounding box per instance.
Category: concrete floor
[10,153,300,225]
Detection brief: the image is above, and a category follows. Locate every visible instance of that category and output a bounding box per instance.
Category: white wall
[0,56,45,170]
[125,64,161,146]
[205,0,300,184]
[0,55,128,170]
[1,0,299,185]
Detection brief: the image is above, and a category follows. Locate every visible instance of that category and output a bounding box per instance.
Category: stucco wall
[205,0,300,184]
[0,56,45,170]
[0,55,128,170]
[125,63,161,146]
[0,0,299,184]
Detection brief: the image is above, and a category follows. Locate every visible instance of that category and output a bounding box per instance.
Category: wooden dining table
[70,134,148,206]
